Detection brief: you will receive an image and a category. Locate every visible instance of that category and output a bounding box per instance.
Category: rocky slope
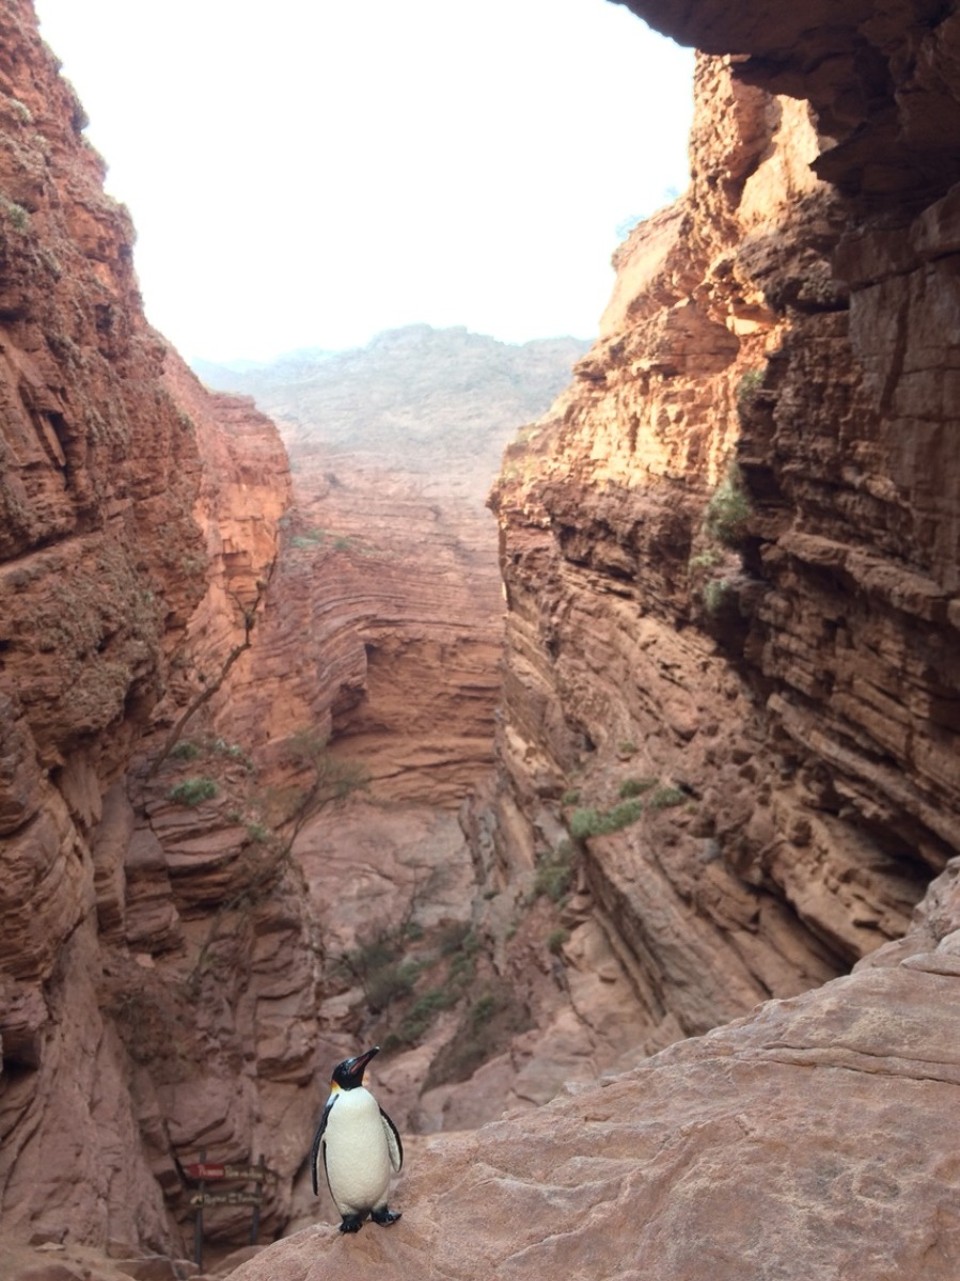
[211,857,960,1281]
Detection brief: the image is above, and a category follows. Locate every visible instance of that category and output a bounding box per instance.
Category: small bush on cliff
[735,367,766,417]
[0,195,29,233]
[534,840,576,901]
[168,777,217,806]
[688,548,723,572]
[547,928,570,955]
[701,576,731,615]
[366,959,422,1012]
[569,798,644,840]
[648,785,687,810]
[704,464,751,547]
[423,979,532,1089]
[619,776,656,799]
[9,98,32,124]
[384,986,461,1049]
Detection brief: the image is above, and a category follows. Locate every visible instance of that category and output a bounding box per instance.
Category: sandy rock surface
[230,865,960,1279]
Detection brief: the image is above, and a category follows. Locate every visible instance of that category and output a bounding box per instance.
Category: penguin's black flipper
[379,1107,403,1172]
[309,1095,337,1195]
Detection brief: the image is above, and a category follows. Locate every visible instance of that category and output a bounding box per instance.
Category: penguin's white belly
[324,1089,392,1214]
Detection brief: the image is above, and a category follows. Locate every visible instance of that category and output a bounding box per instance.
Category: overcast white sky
[33,0,694,363]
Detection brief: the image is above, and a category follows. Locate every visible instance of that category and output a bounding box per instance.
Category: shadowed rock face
[0,0,298,1252]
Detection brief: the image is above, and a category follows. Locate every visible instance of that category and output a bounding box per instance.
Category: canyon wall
[479,8,960,1068]
[0,0,313,1257]
[5,0,960,1273]
[200,327,586,806]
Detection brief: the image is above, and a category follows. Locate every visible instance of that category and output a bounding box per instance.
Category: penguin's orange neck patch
[330,1082,341,1093]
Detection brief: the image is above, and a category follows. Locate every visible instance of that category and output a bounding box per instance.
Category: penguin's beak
[343,1045,380,1083]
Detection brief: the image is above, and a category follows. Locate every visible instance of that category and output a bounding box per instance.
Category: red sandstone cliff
[479,37,959,1075]
[0,0,300,1257]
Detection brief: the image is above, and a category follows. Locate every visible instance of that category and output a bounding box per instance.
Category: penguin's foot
[338,1214,364,1233]
[371,1207,402,1226]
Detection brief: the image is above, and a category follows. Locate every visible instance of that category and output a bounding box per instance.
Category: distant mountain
[192,347,336,383]
[191,325,590,494]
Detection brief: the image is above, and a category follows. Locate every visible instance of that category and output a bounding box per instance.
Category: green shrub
[469,993,497,1026]
[385,986,461,1050]
[424,981,531,1088]
[534,842,575,901]
[688,548,723,572]
[547,928,569,955]
[448,951,476,983]
[569,808,604,840]
[702,577,731,615]
[605,799,645,830]
[648,785,687,810]
[438,921,473,956]
[570,799,644,839]
[561,788,581,806]
[619,777,656,799]
[705,466,751,547]
[735,367,765,408]
[168,777,217,806]
[366,959,421,1012]
[170,740,201,761]
[0,196,29,233]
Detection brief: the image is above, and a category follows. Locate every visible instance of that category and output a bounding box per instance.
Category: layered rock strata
[485,17,959,1069]
[203,327,587,805]
[0,0,305,1255]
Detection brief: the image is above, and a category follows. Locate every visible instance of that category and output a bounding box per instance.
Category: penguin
[310,1045,403,1233]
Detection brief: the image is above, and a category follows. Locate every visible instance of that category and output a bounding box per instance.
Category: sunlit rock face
[484,8,960,1071]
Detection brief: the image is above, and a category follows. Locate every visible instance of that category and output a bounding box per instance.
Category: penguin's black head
[332,1045,380,1091]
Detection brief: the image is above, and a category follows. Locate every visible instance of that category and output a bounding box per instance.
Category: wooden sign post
[184,1152,270,1268]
